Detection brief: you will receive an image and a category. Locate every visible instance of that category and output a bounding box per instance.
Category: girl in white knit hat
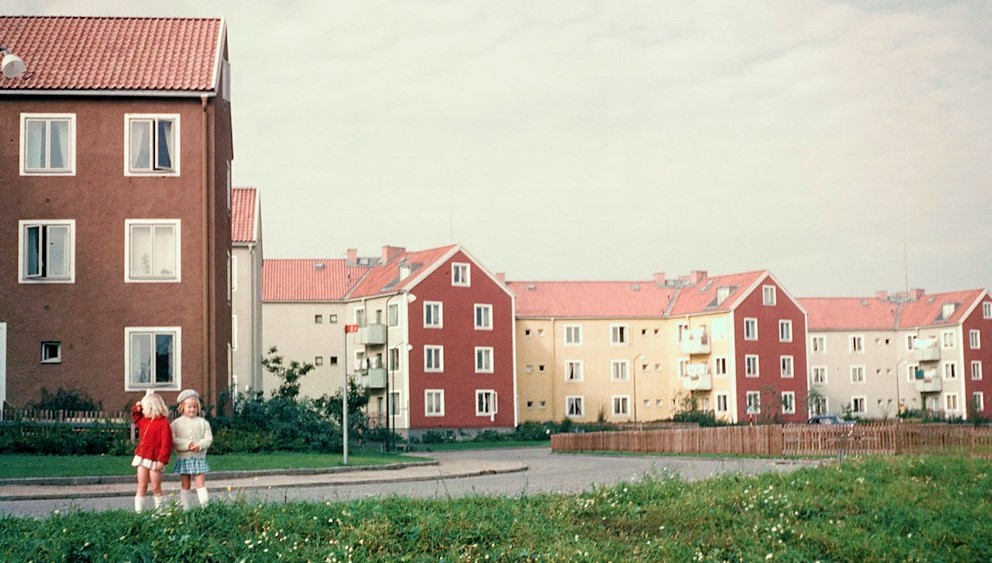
[171,389,213,509]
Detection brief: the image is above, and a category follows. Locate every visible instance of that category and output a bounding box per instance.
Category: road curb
[0,461,528,502]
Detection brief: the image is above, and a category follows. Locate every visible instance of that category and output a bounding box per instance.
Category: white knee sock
[134,496,145,513]
[153,495,164,509]
[179,490,193,510]
[196,487,209,506]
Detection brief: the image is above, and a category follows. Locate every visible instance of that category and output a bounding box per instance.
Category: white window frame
[355,308,366,327]
[943,362,957,381]
[424,345,444,373]
[762,285,777,306]
[425,390,444,417]
[812,366,827,386]
[714,356,728,376]
[811,335,826,353]
[778,320,793,342]
[850,335,864,353]
[124,114,180,176]
[564,324,583,346]
[969,330,981,350]
[852,396,866,414]
[387,303,399,327]
[18,220,75,284]
[985,302,992,319]
[451,262,471,287]
[41,341,62,364]
[474,304,493,330]
[20,113,75,176]
[744,318,758,341]
[745,354,759,377]
[850,365,866,384]
[566,395,584,418]
[611,360,629,382]
[972,361,983,381]
[715,393,729,413]
[782,391,796,414]
[746,391,760,414]
[124,219,181,282]
[475,347,494,373]
[972,392,984,413]
[945,393,959,412]
[565,360,584,382]
[941,330,955,349]
[476,389,496,416]
[124,326,181,391]
[232,314,238,352]
[612,395,630,417]
[424,302,443,328]
[610,324,628,345]
[780,355,794,378]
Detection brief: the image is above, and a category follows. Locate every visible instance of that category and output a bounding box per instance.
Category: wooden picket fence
[552,423,992,458]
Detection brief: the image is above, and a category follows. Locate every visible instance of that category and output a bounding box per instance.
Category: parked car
[807,415,855,426]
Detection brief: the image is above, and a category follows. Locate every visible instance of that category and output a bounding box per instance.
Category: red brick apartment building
[0,17,233,412]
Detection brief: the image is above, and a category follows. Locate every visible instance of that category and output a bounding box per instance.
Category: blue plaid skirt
[173,457,210,475]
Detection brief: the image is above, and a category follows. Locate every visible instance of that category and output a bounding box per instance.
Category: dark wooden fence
[552,423,992,458]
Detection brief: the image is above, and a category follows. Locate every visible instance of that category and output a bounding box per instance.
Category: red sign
[345,324,359,334]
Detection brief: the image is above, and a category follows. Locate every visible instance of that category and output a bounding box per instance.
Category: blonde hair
[140,393,168,418]
[179,396,201,416]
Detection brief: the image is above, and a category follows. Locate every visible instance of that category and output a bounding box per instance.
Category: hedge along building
[0,17,234,412]
[509,270,810,425]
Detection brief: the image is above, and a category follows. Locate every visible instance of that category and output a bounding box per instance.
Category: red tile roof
[231,188,258,244]
[801,289,987,330]
[897,290,984,328]
[508,281,675,319]
[263,259,373,302]
[0,16,224,93]
[801,297,898,330]
[347,245,458,299]
[667,271,766,316]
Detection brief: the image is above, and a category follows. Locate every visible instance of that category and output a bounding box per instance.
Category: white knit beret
[176,389,200,405]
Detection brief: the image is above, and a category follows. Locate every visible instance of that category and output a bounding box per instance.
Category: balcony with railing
[680,328,710,355]
[914,368,941,393]
[359,324,387,345]
[913,338,940,362]
[362,367,387,389]
[681,363,712,391]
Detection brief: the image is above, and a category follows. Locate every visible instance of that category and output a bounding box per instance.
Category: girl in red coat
[131,392,173,512]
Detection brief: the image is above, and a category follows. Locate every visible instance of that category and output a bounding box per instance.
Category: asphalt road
[0,447,823,518]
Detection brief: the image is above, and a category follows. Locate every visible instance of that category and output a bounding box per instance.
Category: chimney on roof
[690,270,707,285]
[653,273,666,286]
[909,288,925,302]
[381,245,406,263]
[346,248,358,265]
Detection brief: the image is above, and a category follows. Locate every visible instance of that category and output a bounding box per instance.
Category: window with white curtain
[21,114,74,175]
[125,220,180,282]
[126,114,179,175]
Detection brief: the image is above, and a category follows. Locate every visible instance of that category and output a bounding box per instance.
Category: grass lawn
[1,455,989,561]
[0,451,426,479]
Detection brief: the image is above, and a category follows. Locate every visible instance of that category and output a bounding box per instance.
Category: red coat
[132,405,173,465]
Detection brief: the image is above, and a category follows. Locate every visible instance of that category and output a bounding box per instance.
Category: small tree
[261,346,314,401]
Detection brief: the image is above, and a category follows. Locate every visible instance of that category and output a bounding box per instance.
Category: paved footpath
[0,447,824,518]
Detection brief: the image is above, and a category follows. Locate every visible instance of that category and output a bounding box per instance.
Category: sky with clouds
[11,0,992,296]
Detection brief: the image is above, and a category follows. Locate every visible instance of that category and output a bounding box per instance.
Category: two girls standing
[131,389,213,512]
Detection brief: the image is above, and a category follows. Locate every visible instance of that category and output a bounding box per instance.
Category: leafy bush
[27,387,102,412]
[0,420,129,455]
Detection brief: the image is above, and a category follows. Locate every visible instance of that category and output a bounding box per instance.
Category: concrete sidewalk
[0,459,528,501]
